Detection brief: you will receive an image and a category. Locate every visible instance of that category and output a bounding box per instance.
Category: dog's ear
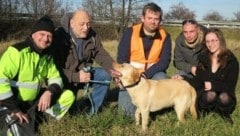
[132,67,140,82]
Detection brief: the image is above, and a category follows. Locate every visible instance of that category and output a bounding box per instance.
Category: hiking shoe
[221,115,233,125]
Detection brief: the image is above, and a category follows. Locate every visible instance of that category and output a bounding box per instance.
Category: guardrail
[3,13,240,29]
[163,20,240,29]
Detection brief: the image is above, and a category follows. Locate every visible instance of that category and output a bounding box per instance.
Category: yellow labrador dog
[113,63,197,131]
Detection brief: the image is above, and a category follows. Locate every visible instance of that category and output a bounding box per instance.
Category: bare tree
[203,11,224,21]
[0,0,19,20]
[164,2,195,20]
[82,0,146,39]
[233,10,240,21]
[21,0,64,19]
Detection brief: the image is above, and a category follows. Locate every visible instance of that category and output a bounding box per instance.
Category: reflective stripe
[45,103,63,120]
[10,80,40,90]
[0,91,13,100]
[0,78,12,100]
[6,115,21,136]
[0,78,9,84]
[0,106,8,111]
[130,61,154,69]
[48,77,63,88]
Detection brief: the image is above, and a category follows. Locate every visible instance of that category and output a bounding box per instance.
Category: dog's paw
[141,126,148,132]
[136,121,140,126]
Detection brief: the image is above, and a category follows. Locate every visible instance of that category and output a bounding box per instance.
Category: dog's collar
[121,77,141,88]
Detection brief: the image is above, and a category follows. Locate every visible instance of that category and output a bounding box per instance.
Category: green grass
[1,27,240,136]
[40,27,240,135]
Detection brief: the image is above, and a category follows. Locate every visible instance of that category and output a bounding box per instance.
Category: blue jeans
[118,71,168,117]
[90,67,111,114]
[76,67,111,115]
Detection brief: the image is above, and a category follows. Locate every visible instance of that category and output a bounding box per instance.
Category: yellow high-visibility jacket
[0,38,62,109]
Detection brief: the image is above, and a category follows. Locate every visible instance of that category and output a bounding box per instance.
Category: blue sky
[153,0,240,20]
[69,0,240,21]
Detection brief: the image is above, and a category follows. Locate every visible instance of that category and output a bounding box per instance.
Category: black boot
[198,108,210,117]
[220,114,233,125]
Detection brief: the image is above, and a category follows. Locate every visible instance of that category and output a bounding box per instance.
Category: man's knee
[93,68,111,80]
[118,90,135,117]
[151,72,167,80]
[60,89,75,105]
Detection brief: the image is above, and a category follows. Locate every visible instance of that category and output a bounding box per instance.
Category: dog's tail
[190,86,198,119]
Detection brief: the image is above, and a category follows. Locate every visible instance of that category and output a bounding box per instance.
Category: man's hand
[140,73,147,78]
[109,69,122,78]
[38,90,52,112]
[191,66,197,76]
[79,70,91,83]
[11,111,29,124]
[109,69,124,88]
[171,75,184,80]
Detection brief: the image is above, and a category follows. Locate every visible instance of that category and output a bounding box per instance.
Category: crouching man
[0,15,75,136]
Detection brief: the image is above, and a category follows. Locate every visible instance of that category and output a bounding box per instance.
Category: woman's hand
[204,81,212,91]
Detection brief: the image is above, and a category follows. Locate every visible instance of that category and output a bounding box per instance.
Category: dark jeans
[0,103,37,136]
[0,89,66,136]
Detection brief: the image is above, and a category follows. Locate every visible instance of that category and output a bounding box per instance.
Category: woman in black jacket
[173,28,239,124]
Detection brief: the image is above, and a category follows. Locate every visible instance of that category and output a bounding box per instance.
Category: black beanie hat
[31,15,55,35]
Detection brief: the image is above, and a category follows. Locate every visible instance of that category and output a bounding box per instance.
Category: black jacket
[184,50,239,97]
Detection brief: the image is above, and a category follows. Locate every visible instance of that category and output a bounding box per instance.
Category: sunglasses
[182,19,198,25]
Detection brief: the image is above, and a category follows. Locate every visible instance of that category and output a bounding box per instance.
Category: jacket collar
[26,37,50,55]
[139,23,161,39]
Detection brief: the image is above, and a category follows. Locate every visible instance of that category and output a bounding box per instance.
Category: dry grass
[1,27,240,136]
[102,40,118,60]
[0,40,18,56]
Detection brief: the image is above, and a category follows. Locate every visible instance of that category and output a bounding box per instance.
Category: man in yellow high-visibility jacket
[117,2,172,117]
[0,16,75,135]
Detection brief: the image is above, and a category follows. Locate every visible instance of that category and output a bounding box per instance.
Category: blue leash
[83,79,111,115]
[82,66,112,115]
[89,80,112,84]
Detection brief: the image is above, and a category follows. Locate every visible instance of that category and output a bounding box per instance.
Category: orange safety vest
[130,23,167,73]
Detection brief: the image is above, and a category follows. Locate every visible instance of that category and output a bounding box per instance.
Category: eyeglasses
[205,39,219,44]
[182,19,198,25]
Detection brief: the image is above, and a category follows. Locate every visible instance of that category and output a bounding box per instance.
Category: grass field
[1,26,240,136]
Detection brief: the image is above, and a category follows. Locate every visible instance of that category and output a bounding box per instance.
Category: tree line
[1,0,240,41]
